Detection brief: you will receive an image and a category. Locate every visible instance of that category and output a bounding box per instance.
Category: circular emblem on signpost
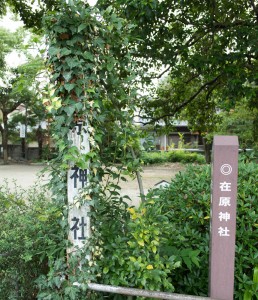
[220,164,232,175]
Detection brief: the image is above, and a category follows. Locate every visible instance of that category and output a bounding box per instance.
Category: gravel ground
[0,162,185,206]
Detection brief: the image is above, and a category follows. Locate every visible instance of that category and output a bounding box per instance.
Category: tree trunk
[36,125,43,160]
[21,138,26,159]
[130,147,145,202]
[203,137,212,164]
[2,114,9,164]
[253,113,258,144]
[197,131,203,145]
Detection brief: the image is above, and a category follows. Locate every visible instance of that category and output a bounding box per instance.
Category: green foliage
[40,1,143,298]
[143,161,258,298]
[239,151,258,164]
[0,182,65,299]
[0,26,45,163]
[216,102,258,149]
[94,201,181,294]
[44,0,139,175]
[141,151,205,165]
[36,250,95,300]
[243,267,258,300]
[141,151,170,164]
[42,0,142,229]
[168,151,206,164]
[97,0,258,140]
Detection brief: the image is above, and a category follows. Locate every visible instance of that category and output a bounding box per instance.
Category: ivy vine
[38,1,142,298]
[44,0,142,200]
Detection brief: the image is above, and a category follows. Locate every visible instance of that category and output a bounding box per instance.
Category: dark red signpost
[209,136,239,300]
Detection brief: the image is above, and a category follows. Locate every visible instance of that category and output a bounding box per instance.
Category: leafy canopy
[97,0,258,129]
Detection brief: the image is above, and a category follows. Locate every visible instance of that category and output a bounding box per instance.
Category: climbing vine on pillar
[39,1,141,298]
[44,1,139,200]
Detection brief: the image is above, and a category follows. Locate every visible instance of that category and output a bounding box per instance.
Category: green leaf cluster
[98,0,258,146]
[1,0,61,31]
[39,1,144,298]
[216,101,258,149]
[141,159,258,298]
[42,0,141,207]
[243,266,258,300]
[0,182,65,299]
[44,0,139,172]
[94,201,180,294]
[141,150,205,165]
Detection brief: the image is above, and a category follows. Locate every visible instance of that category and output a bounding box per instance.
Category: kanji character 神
[70,166,87,188]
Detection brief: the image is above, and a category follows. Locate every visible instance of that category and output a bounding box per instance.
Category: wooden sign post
[209,135,239,300]
[67,122,90,252]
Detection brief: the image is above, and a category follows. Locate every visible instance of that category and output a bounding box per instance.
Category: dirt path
[0,163,185,206]
[0,164,47,190]
[119,163,185,206]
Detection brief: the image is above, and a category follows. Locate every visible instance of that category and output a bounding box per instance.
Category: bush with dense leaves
[1,159,257,299]
[0,183,65,300]
[141,151,205,165]
[143,160,258,298]
[94,201,182,296]
[168,150,206,164]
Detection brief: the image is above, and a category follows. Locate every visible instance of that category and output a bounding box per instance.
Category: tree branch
[185,30,210,48]
[5,100,23,115]
[206,81,221,101]
[153,66,171,79]
[130,147,145,202]
[212,20,253,29]
[184,73,200,84]
[140,74,222,125]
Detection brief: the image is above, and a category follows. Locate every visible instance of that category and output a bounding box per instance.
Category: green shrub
[0,183,65,300]
[2,161,256,299]
[239,150,258,164]
[141,151,170,164]
[95,202,181,294]
[168,150,206,164]
[143,161,258,298]
[92,187,204,299]
[141,151,205,165]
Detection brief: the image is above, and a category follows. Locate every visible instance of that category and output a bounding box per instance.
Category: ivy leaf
[83,51,94,61]
[64,105,75,116]
[107,63,114,71]
[78,23,87,33]
[66,57,80,69]
[60,47,72,56]
[94,37,105,49]
[63,72,73,81]
[75,86,83,97]
[48,46,59,56]
[64,83,75,92]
